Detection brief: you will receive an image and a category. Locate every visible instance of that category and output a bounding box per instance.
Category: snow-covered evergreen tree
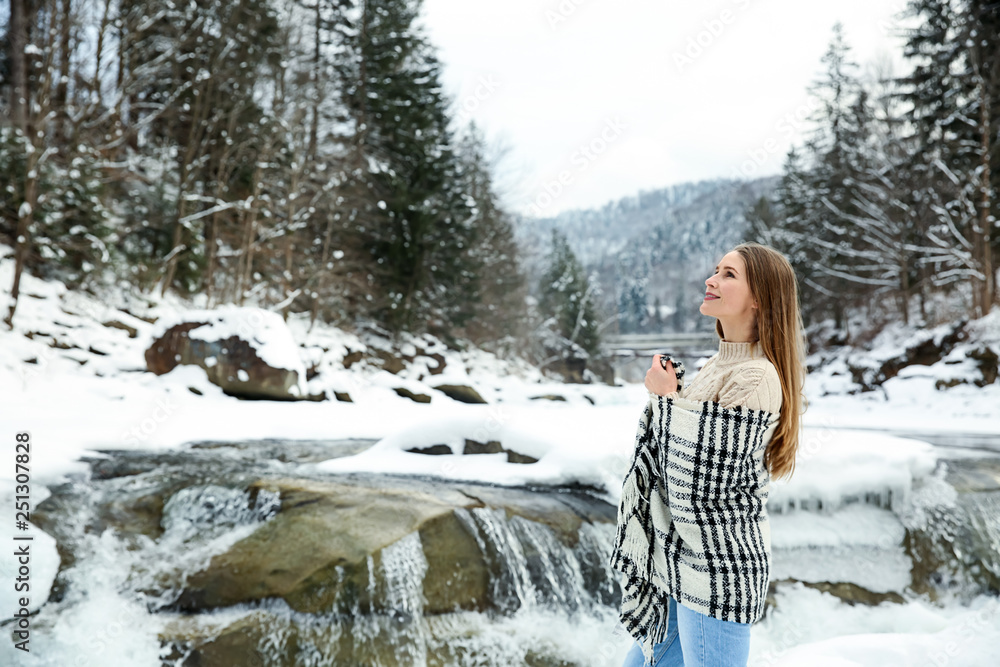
[452,121,528,352]
[330,0,476,337]
[896,0,998,316]
[538,229,602,359]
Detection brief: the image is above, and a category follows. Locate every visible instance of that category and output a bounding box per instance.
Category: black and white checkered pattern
[609,358,779,664]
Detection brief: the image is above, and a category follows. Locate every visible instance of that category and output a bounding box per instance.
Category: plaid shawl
[609,358,780,664]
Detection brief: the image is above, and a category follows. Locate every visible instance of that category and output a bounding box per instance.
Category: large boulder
[144,306,311,400]
[170,478,485,614]
[169,474,616,616]
[156,473,619,667]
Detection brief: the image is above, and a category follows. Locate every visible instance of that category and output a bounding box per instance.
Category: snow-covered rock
[144,305,310,401]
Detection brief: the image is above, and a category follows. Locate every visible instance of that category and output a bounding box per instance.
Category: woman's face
[700,251,757,321]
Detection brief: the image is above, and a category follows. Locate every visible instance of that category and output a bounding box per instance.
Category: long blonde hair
[714,242,808,480]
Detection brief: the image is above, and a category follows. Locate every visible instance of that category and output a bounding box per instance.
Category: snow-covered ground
[2,250,999,666]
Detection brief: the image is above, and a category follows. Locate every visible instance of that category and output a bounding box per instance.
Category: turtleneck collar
[717,338,764,365]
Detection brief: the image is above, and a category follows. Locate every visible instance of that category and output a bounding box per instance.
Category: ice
[770,505,911,593]
[769,428,938,514]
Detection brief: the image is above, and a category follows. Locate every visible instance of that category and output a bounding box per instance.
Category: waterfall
[5,438,999,666]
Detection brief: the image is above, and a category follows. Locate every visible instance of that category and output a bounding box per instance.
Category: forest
[1,0,998,366]
[1,0,527,351]
[753,5,998,330]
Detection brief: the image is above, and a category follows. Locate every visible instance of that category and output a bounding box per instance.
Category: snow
[146,304,308,389]
[770,505,912,594]
[2,246,1000,665]
[802,309,1000,436]
[769,429,938,513]
[314,407,636,495]
[313,416,941,514]
[1,240,996,495]
[753,583,1000,667]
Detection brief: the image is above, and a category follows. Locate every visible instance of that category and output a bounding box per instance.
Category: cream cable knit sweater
[658,339,783,413]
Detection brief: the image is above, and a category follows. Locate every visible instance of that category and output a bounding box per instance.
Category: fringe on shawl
[609,358,684,662]
[610,399,669,664]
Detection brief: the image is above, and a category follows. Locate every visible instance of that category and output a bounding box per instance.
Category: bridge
[601,332,721,353]
[601,332,721,384]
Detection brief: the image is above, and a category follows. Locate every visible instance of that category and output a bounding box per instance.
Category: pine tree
[958,0,999,314]
[616,278,648,334]
[833,59,928,324]
[770,146,831,328]
[538,229,601,358]
[768,24,905,331]
[331,0,477,337]
[803,24,871,322]
[896,0,998,316]
[612,239,652,334]
[452,121,528,352]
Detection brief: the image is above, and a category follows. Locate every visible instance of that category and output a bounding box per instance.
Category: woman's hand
[645,354,678,396]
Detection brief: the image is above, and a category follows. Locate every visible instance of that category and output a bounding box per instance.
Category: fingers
[652,354,674,373]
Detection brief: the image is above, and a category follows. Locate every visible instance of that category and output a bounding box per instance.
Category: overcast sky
[419,0,916,218]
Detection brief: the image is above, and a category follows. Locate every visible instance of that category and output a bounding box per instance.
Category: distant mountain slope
[516,175,780,334]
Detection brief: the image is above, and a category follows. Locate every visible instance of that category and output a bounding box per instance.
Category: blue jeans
[621,597,751,667]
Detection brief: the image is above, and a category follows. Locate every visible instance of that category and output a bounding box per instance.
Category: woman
[611,242,807,667]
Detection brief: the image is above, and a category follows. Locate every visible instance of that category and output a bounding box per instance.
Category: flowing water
[3,432,999,666]
[2,439,631,666]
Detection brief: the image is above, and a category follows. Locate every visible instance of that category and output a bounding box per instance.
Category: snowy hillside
[2,248,1000,666]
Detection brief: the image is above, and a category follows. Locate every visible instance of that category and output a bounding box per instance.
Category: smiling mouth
[704,294,719,300]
